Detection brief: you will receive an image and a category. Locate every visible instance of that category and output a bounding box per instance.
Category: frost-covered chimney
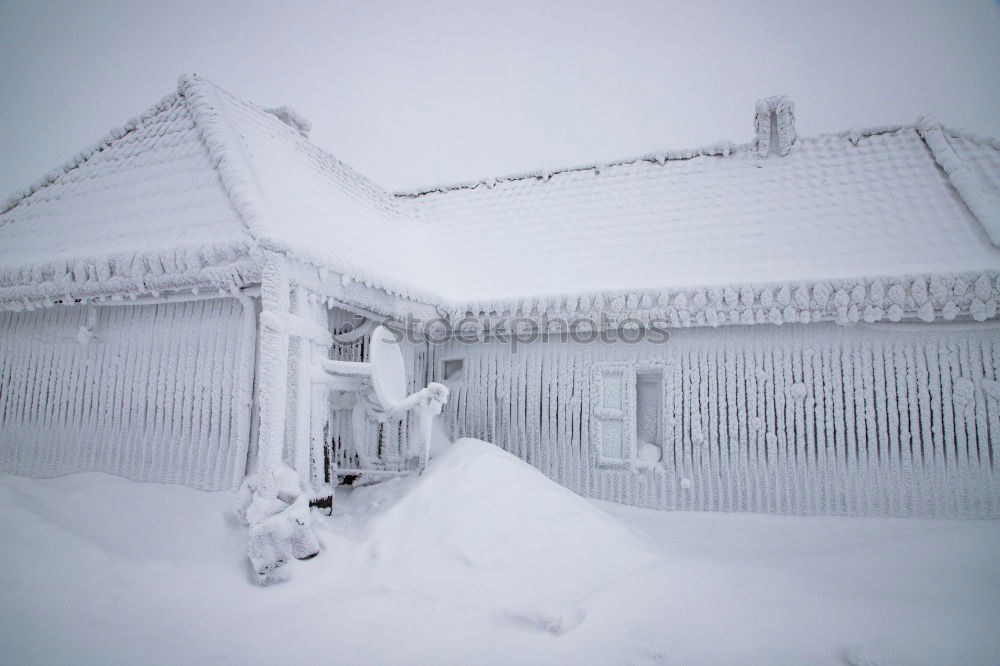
[753,95,796,157]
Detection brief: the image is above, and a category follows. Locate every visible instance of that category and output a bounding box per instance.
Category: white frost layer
[434,321,1000,517]
[0,91,253,302]
[8,75,999,318]
[0,298,254,490]
[2,468,999,664]
[405,124,1000,302]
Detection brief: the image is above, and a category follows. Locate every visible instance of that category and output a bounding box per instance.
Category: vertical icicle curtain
[0,298,253,490]
[436,323,1000,517]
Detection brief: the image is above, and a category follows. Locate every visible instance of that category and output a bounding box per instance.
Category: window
[592,363,664,467]
[592,363,634,465]
[636,370,664,465]
[442,358,465,382]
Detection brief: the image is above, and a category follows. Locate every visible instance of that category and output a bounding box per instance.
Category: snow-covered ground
[1,439,998,665]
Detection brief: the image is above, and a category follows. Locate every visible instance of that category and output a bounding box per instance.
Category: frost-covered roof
[0,90,254,302]
[402,120,1000,306]
[3,77,1000,327]
[178,76,447,302]
[0,74,446,308]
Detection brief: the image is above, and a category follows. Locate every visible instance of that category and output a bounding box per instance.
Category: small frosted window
[636,370,664,464]
[592,363,633,465]
[601,420,624,459]
[637,373,662,444]
[602,372,622,409]
[443,359,464,381]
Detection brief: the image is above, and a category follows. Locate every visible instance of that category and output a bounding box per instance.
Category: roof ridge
[178,73,271,254]
[393,122,915,200]
[1,91,182,217]
[395,140,746,199]
[917,115,1000,247]
[939,124,1000,152]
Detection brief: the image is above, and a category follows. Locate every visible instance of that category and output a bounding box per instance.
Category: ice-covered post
[309,334,329,494]
[292,287,311,490]
[254,251,291,503]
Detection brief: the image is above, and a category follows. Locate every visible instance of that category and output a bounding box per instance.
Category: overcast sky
[1,0,999,197]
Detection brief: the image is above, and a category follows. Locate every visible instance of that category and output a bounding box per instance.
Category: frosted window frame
[592,362,637,468]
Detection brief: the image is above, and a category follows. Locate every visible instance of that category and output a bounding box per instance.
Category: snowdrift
[314,438,659,632]
[3,458,1000,664]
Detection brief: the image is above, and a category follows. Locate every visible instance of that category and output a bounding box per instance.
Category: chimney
[753,96,796,157]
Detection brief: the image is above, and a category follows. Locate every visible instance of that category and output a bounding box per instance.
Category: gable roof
[0,74,446,309]
[176,75,447,302]
[0,89,254,304]
[3,76,999,329]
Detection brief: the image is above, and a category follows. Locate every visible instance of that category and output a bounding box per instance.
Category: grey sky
[1,0,999,197]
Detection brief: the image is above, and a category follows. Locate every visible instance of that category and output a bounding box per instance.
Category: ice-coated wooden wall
[432,321,1000,517]
[0,297,255,490]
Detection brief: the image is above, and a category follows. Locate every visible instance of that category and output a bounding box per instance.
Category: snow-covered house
[2,75,999,518]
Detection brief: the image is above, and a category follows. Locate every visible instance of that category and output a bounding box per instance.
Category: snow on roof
[178,75,448,302]
[3,77,999,326]
[0,90,254,302]
[403,121,1000,306]
[0,74,449,308]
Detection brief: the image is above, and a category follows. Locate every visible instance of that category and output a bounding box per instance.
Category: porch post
[255,250,291,500]
[291,285,315,491]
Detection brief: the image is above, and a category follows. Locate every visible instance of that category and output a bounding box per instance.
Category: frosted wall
[0,298,254,490]
[434,321,1000,517]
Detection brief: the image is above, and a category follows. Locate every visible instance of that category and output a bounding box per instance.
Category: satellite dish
[368,325,408,407]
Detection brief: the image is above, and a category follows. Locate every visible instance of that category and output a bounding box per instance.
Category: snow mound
[317,438,658,615]
[505,604,586,636]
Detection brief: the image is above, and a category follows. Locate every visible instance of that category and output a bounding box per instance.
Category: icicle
[813,282,831,309]
[975,275,992,301]
[887,284,905,306]
[930,277,948,304]
[869,280,885,307]
[918,301,935,322]
[851,284,866,305]
[794,285,810,309]
[971,299,988,322]
[862,305,881,323]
